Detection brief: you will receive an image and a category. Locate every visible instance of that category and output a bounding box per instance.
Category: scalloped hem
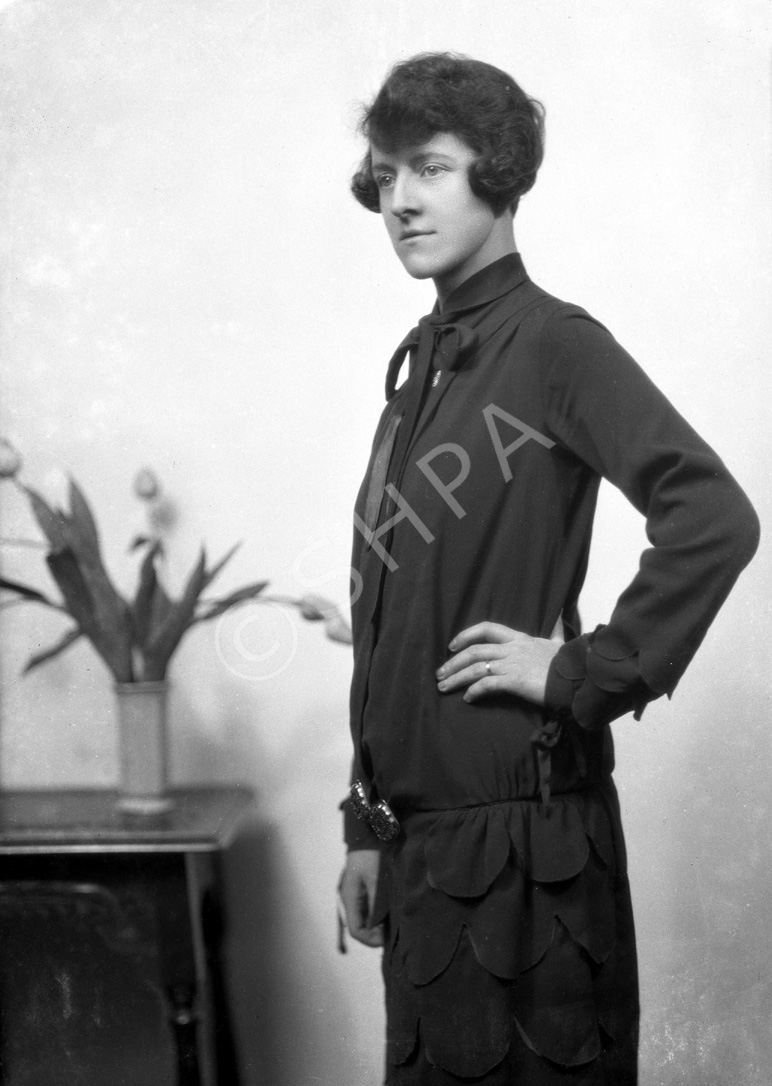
[380,783,638,1078]
[386,1014,638,1084]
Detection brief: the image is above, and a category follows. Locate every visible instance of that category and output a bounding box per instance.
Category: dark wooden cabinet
[0,788,253,1086]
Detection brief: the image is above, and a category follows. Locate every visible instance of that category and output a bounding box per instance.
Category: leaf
[67,477,101,558]
[203,542,241,589]
[23,627,82,673]
[23,486,69,552]
[40,484,133,680]
[46,548,97,634]
[15,476,140,682]
[194,581,269,623]
[130,541,162,648]
[47,548,133,682]
[0,576,63,610]
[142,549,208,680]
[149,579,174,630]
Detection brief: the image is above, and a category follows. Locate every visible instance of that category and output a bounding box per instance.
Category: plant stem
[0,536,48,549]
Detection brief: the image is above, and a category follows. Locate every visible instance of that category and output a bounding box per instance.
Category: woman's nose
[389,172,419,216]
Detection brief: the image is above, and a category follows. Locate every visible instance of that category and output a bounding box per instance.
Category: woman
[338,52,759,1085]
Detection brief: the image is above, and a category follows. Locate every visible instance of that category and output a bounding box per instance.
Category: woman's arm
[438,310,759,726]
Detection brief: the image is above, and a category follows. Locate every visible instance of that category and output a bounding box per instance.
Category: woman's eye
[422,164,444,178]
[376,174,394,190]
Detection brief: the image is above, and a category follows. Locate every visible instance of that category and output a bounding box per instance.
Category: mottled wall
[0,1,769,1083]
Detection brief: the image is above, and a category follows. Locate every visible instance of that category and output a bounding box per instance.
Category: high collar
[439,252,529,316]
[384,254,530,400]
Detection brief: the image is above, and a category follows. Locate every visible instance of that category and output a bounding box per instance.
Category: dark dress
[344,254,759,1083]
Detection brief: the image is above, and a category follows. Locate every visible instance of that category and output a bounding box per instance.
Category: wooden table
[0,787,254,1086]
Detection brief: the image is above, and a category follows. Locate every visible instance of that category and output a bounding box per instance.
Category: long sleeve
[541,309,760,729]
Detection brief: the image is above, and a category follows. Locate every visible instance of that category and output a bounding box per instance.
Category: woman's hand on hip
[436,619,563,706]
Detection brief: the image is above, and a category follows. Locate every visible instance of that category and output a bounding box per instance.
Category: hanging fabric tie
[365,316,477,536]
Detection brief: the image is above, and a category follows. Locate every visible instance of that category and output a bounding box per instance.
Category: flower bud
[298,593,331,621]
[0,439,22,479]
[148,496,178,534]
[323,613,353,645]
[133,467,161,501]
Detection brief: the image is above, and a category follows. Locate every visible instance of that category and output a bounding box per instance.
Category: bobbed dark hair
[351,52,545,216]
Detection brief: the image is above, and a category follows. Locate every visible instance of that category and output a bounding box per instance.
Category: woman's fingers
[437,639,512,699]
[436,623,559,706]
[437,640,507,680]
[446,666,502,702]
[437,659,500,696]
[338,851,385,949]
[448,622,517,651]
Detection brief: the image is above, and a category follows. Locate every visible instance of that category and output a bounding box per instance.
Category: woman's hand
[338,849,384,948]
[436,619,563,706]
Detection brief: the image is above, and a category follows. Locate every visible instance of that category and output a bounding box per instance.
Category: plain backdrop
[1,1,770,1083]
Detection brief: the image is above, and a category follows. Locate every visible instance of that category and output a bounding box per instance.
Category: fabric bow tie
[385,315,478,400]
[363,316,478,535]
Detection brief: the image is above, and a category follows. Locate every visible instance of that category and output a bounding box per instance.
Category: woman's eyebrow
[408,149,456,167]
[371,149,457,173]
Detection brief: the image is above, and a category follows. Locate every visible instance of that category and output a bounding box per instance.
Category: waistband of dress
[395,784,607,826]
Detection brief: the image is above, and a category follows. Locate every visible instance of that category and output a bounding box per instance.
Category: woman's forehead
[369,132,477,166]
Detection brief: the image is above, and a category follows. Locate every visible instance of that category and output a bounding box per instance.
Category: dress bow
[429,319,478,372]
[384,317,478,400]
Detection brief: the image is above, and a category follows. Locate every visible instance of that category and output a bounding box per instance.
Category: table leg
[153,854,204,1086]
[201,855,242,1086]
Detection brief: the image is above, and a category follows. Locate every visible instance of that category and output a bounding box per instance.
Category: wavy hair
[351,53,545,216]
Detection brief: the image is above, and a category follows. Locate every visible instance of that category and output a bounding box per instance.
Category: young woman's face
[370,132,513,300]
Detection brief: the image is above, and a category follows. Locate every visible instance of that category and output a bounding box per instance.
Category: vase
[114,681,174,814]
